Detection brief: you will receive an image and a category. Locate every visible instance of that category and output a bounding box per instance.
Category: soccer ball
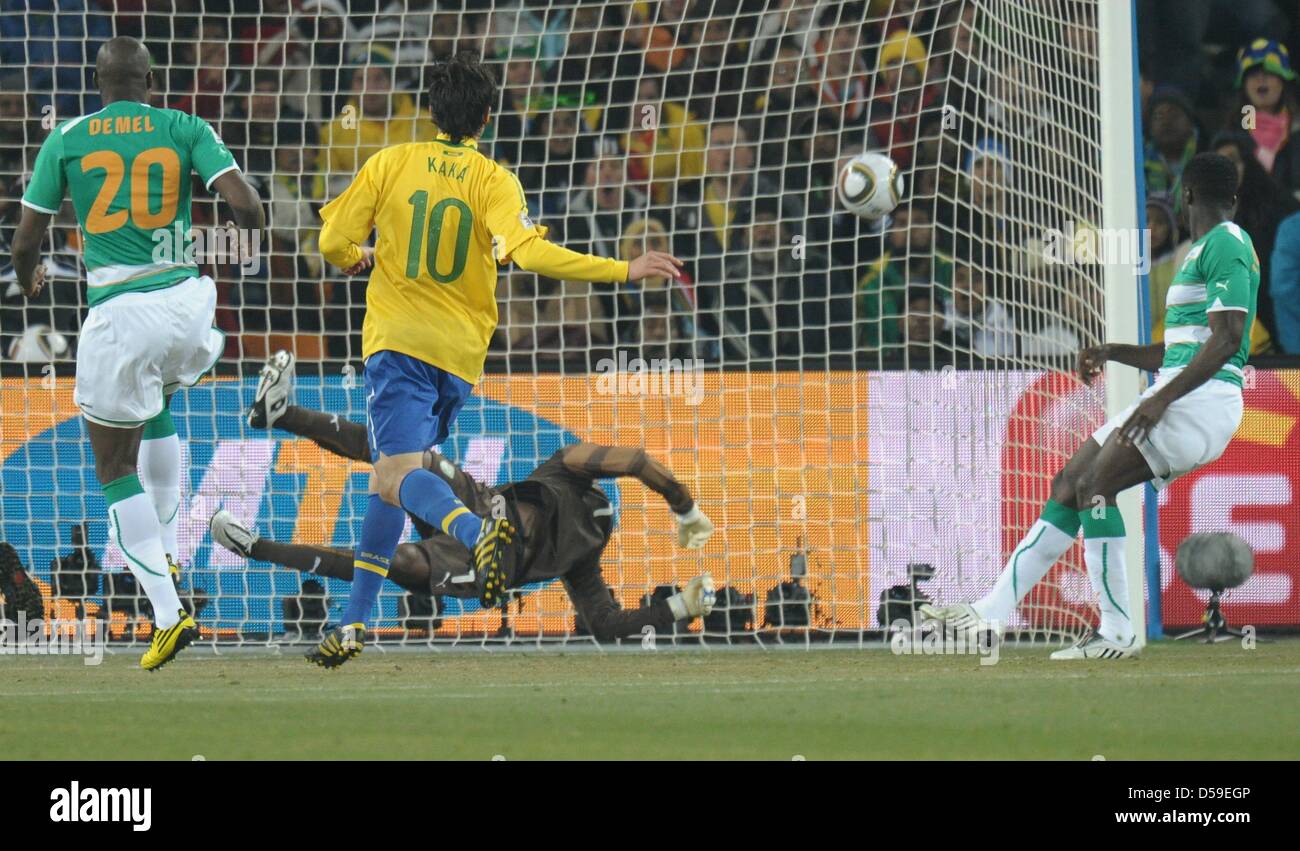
[837,151,903,220]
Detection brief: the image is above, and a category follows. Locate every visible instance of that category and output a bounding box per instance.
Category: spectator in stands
[625,0,692,76]
[320,50,435,195]
[856,204,952,350]
[751,36,819,172]
[563,138,647,261]
[1145,191,1190,342]
[611,217,697,361]
[942,263,1016,358]
[930,0,982,141]
[490,53,544,168]
[1138,0,1288,97]
[265,122,325,278]
[673,121,781,352]
[812,14,870,125]
[516,94,596,217]
[223,68,307,177]
[1271,208,1300,353]
[265,0,354,122]
[880,288,950,369]
[545,4,622,127]
[0,0,110,117]
[0,73,35,177]
[1212,130,1294,352]
[677,11,747,121]
[1143,87,1200,204]
[1231,39,1300,200]
[720,204,792,362]
[493,272,610,362]
[169,17,236,122]
[749,0,821,63]
[619,72,708,206]
[867,30,939,168]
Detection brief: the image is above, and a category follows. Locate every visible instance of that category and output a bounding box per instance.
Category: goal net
[0,0,1135,648]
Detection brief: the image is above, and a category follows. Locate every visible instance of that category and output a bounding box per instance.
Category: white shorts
[74,276,225,428]
[1091,367,1243,489]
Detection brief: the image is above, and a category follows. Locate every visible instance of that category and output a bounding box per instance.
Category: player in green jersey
[10,36,264,671]
[922,153,1254,660]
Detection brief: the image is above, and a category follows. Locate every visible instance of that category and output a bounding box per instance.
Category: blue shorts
[364,350,473,459]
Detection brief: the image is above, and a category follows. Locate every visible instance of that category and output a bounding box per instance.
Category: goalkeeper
[210,356,716,641]
[313,51,682,666]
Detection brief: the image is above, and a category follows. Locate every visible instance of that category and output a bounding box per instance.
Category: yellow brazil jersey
[319,133,551,382]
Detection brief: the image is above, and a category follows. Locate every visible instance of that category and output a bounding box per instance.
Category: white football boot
[247,350,295,428]
[209,509,259,559]
[1049,630,1139,660]
[917,602,1004,640]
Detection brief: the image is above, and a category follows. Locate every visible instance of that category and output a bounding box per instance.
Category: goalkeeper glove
[675,504,714,549]
[667,573,716,620]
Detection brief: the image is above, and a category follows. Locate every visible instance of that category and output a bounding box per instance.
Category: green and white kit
[22,100,238,426]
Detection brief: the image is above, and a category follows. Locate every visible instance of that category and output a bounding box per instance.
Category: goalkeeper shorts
[74,275,225,428]
[1090,367,1243,489]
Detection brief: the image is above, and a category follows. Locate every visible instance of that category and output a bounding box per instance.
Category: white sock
[1082,536,1135,643]
[973,519,1076,625]
[109,491,184,629]
[138,434,182,561]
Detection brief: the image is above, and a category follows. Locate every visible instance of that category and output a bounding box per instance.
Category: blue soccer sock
[340,494,407,626]
[398,468,482,550]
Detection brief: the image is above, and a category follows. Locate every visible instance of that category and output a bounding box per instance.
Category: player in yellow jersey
[307,52,683,667]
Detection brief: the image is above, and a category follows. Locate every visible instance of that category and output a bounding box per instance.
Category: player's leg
[137,394,182,570]
[246,349,295,429]
[245,350,374,462]
[974,439,1100,625]
[276,405,373,462]
[1048,433,1154,659]
[311,352,472,666]
[87,420,192,661]
[378,366,485,553]
[922,439,1099,633]
[76,287,198,669]
[209,508,432,594]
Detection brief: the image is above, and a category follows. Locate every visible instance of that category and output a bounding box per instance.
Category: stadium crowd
[2,0,1300,368]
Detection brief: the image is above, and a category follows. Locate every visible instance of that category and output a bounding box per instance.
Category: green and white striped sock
[974,499,1079,625]
[104,473,183,630]
[139,407,182,561]
[1078,506,1134,644]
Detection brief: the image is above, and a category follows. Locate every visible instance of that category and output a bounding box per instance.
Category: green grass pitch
[3,641,1299,760]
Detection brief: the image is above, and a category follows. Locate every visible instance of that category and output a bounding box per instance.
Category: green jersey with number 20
[1162,221,1259,387]
[21,100,239,306]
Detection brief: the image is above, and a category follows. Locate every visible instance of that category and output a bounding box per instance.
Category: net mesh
[0,0,1251,647]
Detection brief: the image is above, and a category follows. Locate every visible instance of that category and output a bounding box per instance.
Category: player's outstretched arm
[211,170,266,232]
[11,206,52,298]
[1077,342,1165,384]
[509,235,682,284]
[558,443,713,548]
[1118,310,1245,446]
[317,155,380,275]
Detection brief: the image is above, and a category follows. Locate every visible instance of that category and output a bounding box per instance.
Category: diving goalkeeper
[312,52,683,667]
[212,358,716,640]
